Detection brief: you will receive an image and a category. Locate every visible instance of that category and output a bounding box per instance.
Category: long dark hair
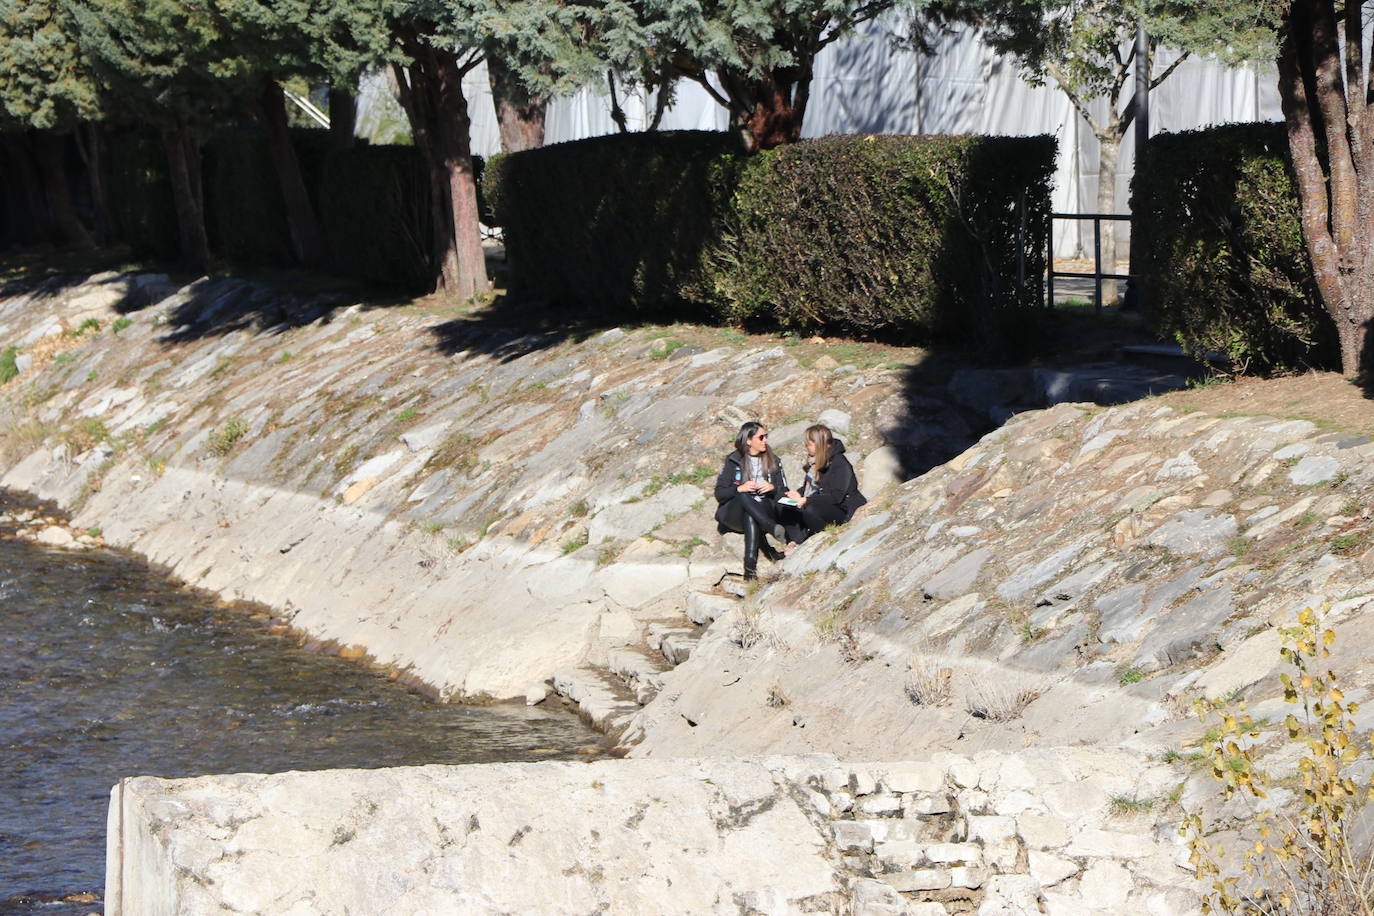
[734,421,778,474]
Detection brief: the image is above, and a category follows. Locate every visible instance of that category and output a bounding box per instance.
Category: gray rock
[35,525,74,547]
[1145,510,1238,556]
[948,368,1034,416]
[1134,587,1237,670]
[924,548,992,600]
[1289,455,1341,486]
[818,409,850,435]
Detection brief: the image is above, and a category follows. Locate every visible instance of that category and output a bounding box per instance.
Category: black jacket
[714,450,787,507]
[802,440,867,521]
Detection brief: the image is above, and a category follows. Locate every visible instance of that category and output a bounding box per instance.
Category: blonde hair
[805,424,834,472]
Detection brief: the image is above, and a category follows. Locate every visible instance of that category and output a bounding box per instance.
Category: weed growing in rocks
[1119,667,1145,686]
[1330,533,1367,556]
[648,339,683,360]
[1186,607,1374,914]
[206,417,248,457]
[1108,794,1157,816]
[596,543,620,566]
[62,417,111,453]
[52,351,76,367]
[965,676,1040,722]
[561,535,587,555]
[111,317,132,334]
[675,536,707,558]
[730,604,767,649]
[0,346,17,384]
[569,500,589,518]
[1228,536,1254,557]
[765,684,789,707]
[904,653,952,706]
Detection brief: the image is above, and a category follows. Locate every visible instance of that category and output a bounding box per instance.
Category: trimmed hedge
[487,132,1054,347]
[318,143,434,291]
[1134,123,1336,374]
[104,129,180,260]
[487,131,744,318]
[717,134,1053,344]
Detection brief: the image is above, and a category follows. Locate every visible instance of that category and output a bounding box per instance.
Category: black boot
[742,515,760,580]
[760,539,785,563]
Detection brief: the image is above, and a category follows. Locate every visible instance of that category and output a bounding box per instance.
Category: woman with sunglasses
[713,421,788,580]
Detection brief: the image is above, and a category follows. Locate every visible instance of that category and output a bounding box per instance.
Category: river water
[0,493,597,916]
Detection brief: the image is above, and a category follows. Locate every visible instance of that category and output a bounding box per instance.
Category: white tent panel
[358,24,1285,258]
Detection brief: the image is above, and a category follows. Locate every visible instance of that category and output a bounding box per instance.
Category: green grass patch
[206,417,249,457]
[0,346,18,385]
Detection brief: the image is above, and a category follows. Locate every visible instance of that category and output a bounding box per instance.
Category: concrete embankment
[105,751,1195,915]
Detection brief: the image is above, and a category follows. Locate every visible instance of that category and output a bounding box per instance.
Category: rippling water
[0,493,596,916]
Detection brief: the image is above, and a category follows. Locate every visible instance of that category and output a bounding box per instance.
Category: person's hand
[738,481,758,493]
[755,481,774,494]
[784,489,802,500]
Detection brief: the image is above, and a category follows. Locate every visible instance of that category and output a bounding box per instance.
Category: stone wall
[106,751,1199,915]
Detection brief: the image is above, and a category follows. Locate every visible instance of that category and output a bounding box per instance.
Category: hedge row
[1134,123,1335,374]
[104,127,437,290]
[486,131,1054,348]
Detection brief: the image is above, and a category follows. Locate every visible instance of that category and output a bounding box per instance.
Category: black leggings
[717,494,782,536]
[782,500,847,545]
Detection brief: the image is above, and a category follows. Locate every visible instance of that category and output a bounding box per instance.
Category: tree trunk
[1094,127,1121,304]
[1,135,55,244]
[742,71,803,152]
[329,88,357,149]
[32,131,95,249]
[75,123,110,246]
[161,122,211,273]
[260,80,327,266]
[394,36,489,299]
[1276,0,1374,377]
[487,56,545,153]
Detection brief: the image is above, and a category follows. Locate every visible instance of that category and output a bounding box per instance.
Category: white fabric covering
[357,21,1282,257]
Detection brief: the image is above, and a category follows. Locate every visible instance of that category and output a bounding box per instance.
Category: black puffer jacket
[802,440,867,521]
[714,450,787,512]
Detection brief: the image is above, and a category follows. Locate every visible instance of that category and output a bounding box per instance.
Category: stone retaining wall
[106,750,1199,915]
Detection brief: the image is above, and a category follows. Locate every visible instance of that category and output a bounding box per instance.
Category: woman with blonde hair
[713,421,788,580]
[782,423,867,548]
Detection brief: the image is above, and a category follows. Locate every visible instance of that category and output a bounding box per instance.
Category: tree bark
[1277,0,1374,376]
[259,80,328,266]
[32,131,95,249]
[161,121,211,273]
[1094,121,1121,303]
[75,123,110,246]
[394,34,489,299]
[328,88,357,150]
[487,55,545,153]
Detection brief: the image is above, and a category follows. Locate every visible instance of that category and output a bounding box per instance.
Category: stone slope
[628,398,1374,767]
[0,272,955,708]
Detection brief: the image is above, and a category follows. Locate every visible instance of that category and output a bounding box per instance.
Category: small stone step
[687,589,739,625]
[646,623,701,666]
[551,667,642,738]
[605,647,671,704]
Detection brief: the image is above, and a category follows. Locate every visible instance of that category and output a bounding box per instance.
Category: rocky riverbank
[5,270,1373,912]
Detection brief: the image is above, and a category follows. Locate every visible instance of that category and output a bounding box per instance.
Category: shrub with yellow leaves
[1185,607,1374,914]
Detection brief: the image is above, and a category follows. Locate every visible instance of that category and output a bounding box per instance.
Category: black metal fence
[1047,212,1133,312]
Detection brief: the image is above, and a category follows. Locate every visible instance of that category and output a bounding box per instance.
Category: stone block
[874,839,924,868]
[851,768,878,796]
[967,815,1016,845]
[1064,828,1157,859]
[849,877,908,916]
[832,821,874,853]
[1029,850,1078,886]
[920,842,983,865]
[1017,812,1070,849]
[830,791,854,814]
[863,818,924,844]
[904,793,953,816]
[881,762,946,794]
[976,875,1043,915]
[950,865,990,889]
[880,869,952,892]
[858,793,904,817]
[1078,859,1134,910]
